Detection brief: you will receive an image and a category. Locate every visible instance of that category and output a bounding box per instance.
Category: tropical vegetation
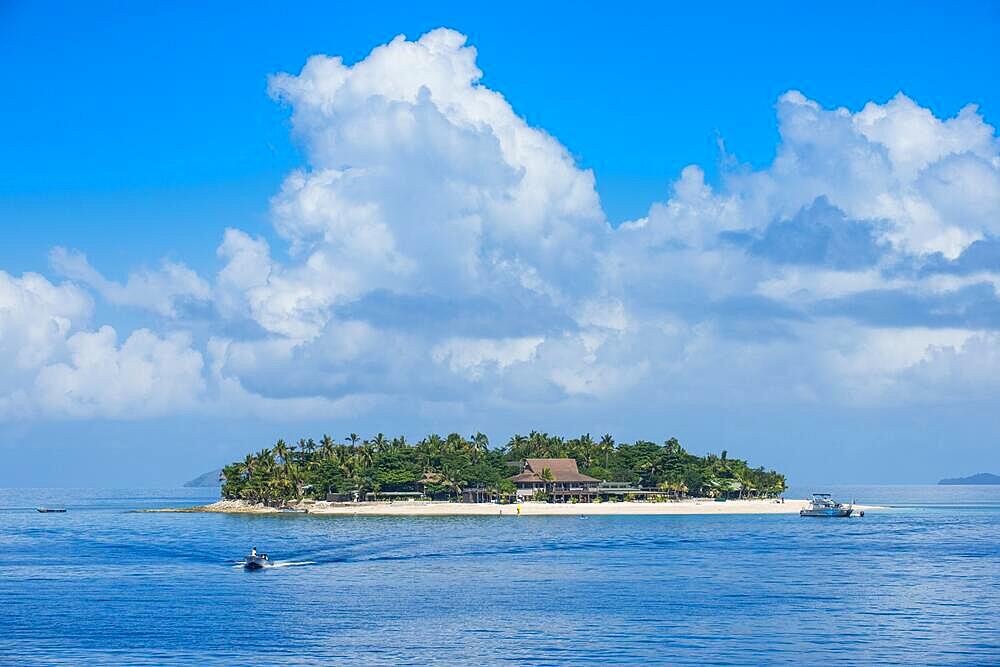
[221,431,786,505]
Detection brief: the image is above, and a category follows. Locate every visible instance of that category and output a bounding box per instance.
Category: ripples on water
[1,486,998,665]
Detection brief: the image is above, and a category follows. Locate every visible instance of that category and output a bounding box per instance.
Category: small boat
[36,507,67,513]
[800,493,854,517]
[243,548,270,570]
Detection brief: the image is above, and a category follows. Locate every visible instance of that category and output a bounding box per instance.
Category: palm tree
[507,433,528,459]
[578,433,596,469]
[288,439,303,466]
[415,438,433,469]
[347,433,360,448]
[358,442,375,467]
[319,434,335,459]
[273,440,290,467]
[425,434,444,465]
[242,453,255,479]
[497,479,516,502]
[445,433,467,455]
[257,448,274,469]
[599,433,615,467]
[437,464,465,499]
[733,467,755,499]
[286,461,303,501]
[470,432,489,458]
[466,433,486,464]
[539,467,555,497]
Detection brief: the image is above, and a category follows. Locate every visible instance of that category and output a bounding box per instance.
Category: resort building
[510,458,601,501]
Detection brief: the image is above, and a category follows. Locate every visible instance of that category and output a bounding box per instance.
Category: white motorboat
[243,547,270,569]
[799,493,854,517]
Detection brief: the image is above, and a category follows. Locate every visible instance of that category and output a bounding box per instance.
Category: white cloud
[899,332,1000,400]
[5,29,1000,423]
[853,94,997,180]
[536,332,651,399]
[819,324,977,400]
[0,271,91,373]
[198,337,376,421]
[247,28,607,343]
[215,227,354,339]
[432,336,544,380]
[755,268,894,302]
[50,247,210,318]
[208,32,999,410]
[576,299,629,332]
[0,271,93,417]
[32,327,206,418]
[766,91,998,257]
[0,271,207,419]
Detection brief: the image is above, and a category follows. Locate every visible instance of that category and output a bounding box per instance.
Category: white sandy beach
[172,498,879,516]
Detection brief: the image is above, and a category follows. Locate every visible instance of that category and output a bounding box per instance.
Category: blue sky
[1,1,999,486]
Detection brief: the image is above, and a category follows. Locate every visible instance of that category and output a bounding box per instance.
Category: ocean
[1,485,998,665]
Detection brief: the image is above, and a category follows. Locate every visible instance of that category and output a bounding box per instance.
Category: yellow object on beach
[517,504,521,515]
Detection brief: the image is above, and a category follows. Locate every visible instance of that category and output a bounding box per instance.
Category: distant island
[184,469,223,487]
[938,473,1000,485]
[219,431,787,506]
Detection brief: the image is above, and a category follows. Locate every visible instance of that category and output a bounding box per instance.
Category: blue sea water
[1,486,998,665]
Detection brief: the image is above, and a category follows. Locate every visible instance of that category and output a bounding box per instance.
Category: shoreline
[150,498,881,516]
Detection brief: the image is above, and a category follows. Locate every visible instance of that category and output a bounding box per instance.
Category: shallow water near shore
[1,485,998,665]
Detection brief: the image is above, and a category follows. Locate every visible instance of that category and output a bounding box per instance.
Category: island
[218,432,786,503]
[153,431,880,516]
[150,431,866,516]
[183,469,223,488]
[938,472,1000,485]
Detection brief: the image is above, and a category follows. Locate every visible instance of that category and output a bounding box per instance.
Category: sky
[1,1,999,486]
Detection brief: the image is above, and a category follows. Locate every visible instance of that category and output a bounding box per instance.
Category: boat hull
[243,556,269,569]
[799,507,853,517]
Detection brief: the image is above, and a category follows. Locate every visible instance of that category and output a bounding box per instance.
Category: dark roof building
[513,458,599,483]
[510,458,600,500]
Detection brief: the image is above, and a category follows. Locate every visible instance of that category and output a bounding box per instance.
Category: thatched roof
[510,471,545,483]
[510,458,599,483]
[418,471,444,485]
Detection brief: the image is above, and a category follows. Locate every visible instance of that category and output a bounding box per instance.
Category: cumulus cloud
[920,237,1000,276]
[0,270,207,419]
[898,332,1000,400]
[50,247,210,318]
[32,327,205,418]
[252,28,607,340]
[432,336,544,380]
[727,197,888,270]
[772,91,999,257]
[0,270,92,373]
[4,28,1000,422]
[0,271,94,417]
[200,31,1000,410]
[853,94,997,180]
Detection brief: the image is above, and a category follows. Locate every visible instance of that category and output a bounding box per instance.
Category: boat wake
[232,559,316,569]
[266,560,316,568]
